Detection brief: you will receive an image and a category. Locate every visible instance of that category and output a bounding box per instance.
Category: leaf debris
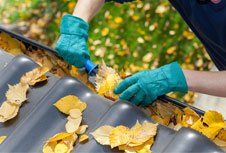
[92,121,158,152]
[44,95,88,153]
[0,66,49,122]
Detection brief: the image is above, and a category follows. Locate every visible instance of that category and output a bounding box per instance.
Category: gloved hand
[55,14,90,68]
[114,62,188,106]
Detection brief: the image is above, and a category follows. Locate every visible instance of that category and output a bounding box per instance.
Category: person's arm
[73,0,105,22]
[184,70,226,97]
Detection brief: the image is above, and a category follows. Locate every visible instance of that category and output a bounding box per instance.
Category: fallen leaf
[6,83,29,105]
[129,121,158,147]
[20,67,49,86]
[217,129,226,141]
[65,116,82,133]
[191,111,224,140]
[214,138,226,147]
[79,134,89,143]
[109,125,131,148]
[91,125,114,145]
[48,132,73,143]
[43,132,77,153]
[53,95,87,115]
[95,61,122,100]
[0,101,20,122]
[54,143,68,153]
[69,109,82,119]
[76,125,88,135]
[0,136,7,144]
[92,121,157,152]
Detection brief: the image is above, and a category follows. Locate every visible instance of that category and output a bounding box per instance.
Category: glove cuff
[60,14,89,39]
[161,62,188,93]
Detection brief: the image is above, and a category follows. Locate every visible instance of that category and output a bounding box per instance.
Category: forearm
[73,0,105,22]
[183,70,226,97]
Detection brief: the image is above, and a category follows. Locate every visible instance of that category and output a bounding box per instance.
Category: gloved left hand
[55,14,90,68]
[114,62,188,106]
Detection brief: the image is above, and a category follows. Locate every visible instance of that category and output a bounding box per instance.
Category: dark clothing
[106,0,226,70]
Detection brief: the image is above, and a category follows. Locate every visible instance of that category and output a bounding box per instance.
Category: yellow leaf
[155,5,169,14]
[0,136,7,144]
[43,144,54,153]
[54,143,68,153]
[76,125,88,135]
[92,121,157,153]
[120,138,154,153]
[213,138,226,147]
[101,28,109,36]
[131,15,139,21]
[191,111,225,140]
[166,46,177,55]
[183,30,195,40]
[0,32,25,55]
[79,134,89,143]
[53,95,87,115]
[62,133,77,153]
[43,133,77,153]
[182,107,200,127]
[217,129,226,141]
[109,125,131,148]
[95,61,122,100]
[20,67,49,86]
[65,116,82,133]
[48,132,72,142]
[114,17,123,24]
[142,53,153,63]
[91,125,114,145]
[6,83,29,105]
[151,115,170,126]
[0,101,19,122]
[129,121,158,147]
[69,109,82,119]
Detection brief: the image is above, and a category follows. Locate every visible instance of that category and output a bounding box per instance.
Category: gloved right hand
[114,62,188,106]
[55,14,90,68]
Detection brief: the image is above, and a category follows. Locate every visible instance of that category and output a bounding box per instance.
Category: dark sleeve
[169,0,226,70]
[105,0,134,3]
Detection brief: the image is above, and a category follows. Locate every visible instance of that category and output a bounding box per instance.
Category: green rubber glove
[55,14,90,68]
[114,62,188,106]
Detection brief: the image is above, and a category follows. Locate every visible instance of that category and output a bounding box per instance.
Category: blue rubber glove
[55,14,90,68]
[114,62,188,106]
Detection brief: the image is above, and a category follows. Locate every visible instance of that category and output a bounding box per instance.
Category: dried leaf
[95,61,122,100]
[79,134,89,143]
[109,126,131,148]
[76,125,88,135]
[65,116,82,133]
[43,132,77,153]
[69,109,82,119]
[91,125,114,145]
[93,121,157,152]
[191,111,224,140]
[0,101,20,122]
[20,67,49,86]
[181,107,200,127]
[129,121,158,147]
[0,136,7,144]
[53,95,87,115]
[54,143,68,153]
[48,132,73,143]
[214,138,226,147]
[0,32,25,55]
[6,83,29,105]
[217,129,226,141]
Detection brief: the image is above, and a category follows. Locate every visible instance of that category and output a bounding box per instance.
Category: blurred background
[1,0,224,108]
